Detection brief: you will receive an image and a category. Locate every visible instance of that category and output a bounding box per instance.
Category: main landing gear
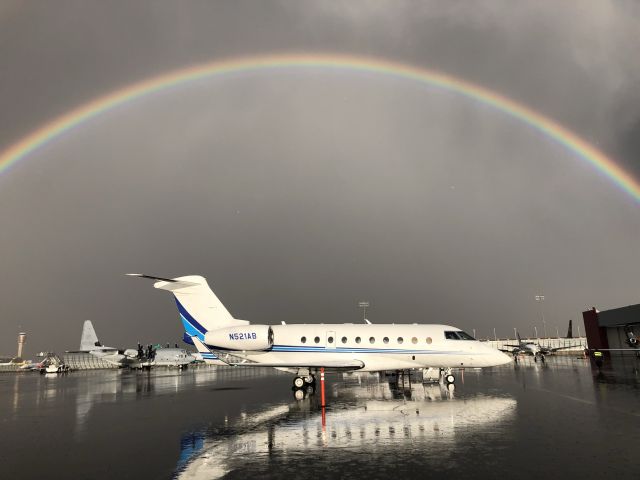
[292,371,316,399]
[442,368,455,385]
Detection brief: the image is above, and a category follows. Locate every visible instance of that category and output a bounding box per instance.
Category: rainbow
[1,52,639,203]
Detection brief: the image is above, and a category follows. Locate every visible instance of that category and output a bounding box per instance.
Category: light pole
[473,328,476,339]
[535,295,546,338]
[534,326,538,338]
[556,326,560,338]
[513,327,517,339]
[493,327,497,342]
[358,301,369,323]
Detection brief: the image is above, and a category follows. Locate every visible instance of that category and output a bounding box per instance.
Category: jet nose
[495,349,513,366]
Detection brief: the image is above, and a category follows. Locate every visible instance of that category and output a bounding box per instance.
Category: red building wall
[582,308,609,350]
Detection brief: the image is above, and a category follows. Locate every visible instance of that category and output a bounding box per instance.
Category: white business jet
[127,274,511,388]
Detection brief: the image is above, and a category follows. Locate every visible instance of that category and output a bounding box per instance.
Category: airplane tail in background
[516,331,523,344]
[566,320,573,338]
[127,274,249,344]
[80,320,101,351]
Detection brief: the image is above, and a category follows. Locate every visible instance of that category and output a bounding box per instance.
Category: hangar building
[582,303,640,354]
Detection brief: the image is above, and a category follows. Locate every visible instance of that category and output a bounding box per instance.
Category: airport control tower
[17,332,26,359]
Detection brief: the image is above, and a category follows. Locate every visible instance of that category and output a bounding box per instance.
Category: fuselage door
[326,331,336,350]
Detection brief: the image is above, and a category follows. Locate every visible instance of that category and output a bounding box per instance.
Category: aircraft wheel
[534,355,538,363]
[293,389,305,400]
[445,374,455,384]
[293,377,305,388]
[306,385,315,395]
[304,375,315,385]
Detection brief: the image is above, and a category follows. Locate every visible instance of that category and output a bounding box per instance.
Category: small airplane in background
[499,331,577,362]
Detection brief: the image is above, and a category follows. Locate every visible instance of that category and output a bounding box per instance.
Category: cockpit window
[444,330,475,340]
[457,331,475,340]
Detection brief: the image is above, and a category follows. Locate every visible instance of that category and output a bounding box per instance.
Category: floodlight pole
[535,295,546,338]
[358,301,369,323]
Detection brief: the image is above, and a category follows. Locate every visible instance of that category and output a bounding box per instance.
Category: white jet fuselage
[212,323,509,371]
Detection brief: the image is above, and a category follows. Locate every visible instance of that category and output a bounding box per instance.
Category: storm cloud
[1,1,638,355]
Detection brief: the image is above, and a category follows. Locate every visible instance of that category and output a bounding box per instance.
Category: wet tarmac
[1,356,639,479]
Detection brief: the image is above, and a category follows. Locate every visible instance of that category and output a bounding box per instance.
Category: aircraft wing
[501,344,520,348]
[224,359,365,370]
[190,336,364,370]
[498,348,516,353]
[545,345,583,352]
[587,348,639,352]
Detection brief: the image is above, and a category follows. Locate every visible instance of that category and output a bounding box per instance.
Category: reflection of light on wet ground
[174,378,517,479]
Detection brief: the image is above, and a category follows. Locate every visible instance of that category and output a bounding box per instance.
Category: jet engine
[204,325,274,351]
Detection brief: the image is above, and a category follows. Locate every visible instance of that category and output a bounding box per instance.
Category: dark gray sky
[1,1,639,356]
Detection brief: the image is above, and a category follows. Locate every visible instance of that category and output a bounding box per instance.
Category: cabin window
[314,336,320,344]
[301,336,307,344]
[341,336,348,344]
[328,336,334,344]
[411,337,418,344]
[397,337,404,344]
[383,337,389,344]
[369,337,375,344]
[426,337,432,344]
[355,337,361,344]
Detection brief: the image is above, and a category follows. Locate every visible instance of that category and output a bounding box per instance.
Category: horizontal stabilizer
[126,273,199,290]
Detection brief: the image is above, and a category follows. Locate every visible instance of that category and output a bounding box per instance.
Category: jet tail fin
[80,320,101,351]
[566,320,573,338]
[516,331,523,344]
[127,274,248,340]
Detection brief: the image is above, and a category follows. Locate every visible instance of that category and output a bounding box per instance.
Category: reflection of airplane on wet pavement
[174,379,517,479]
[128,274,512,390]
[68,320,195,368]
[499,332,578,362]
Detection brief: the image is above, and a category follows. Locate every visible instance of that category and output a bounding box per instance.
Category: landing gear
[441,368,455,384]
[292,371,317,400]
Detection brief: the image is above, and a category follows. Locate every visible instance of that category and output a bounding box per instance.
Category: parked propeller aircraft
[127,274,511,388]
[499,331,577,362]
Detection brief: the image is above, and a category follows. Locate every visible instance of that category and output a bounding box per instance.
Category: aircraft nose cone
[495,350,513,365]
